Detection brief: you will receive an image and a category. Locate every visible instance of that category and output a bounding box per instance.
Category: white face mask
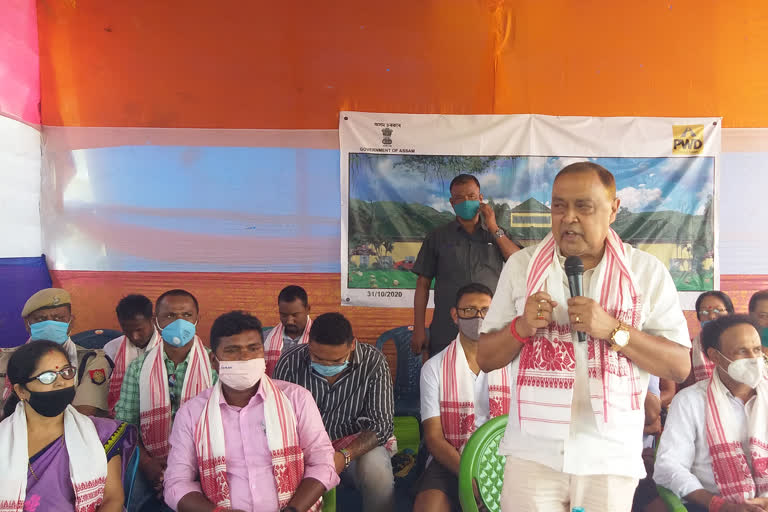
[217,357,266,391]
[718,351,766,389]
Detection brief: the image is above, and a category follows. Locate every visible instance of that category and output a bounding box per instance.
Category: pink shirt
[164,379,339,511]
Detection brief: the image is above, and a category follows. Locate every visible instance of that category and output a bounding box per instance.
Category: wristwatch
[494,227,506,238]
[609,322,631,351]
[340,448,352,469]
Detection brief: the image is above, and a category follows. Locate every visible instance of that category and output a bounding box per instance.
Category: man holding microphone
[478,162,691,512]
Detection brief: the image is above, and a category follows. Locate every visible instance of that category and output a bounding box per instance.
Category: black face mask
[25,386,76,417]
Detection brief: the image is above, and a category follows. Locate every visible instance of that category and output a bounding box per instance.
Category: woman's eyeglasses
[698,308,727,317]
[26,366,76,385]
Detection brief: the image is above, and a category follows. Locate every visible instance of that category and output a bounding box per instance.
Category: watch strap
[340,448,352,469]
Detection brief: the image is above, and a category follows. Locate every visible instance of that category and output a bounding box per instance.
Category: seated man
[749,289,768,357]
[1,288,112,417]
[104,294,161,415]
[654,315,768,512]
[165,311,339,512]
[274,313,396,512]
[265,285,312,376]
[414,283,511,512]
[116,289,216,510]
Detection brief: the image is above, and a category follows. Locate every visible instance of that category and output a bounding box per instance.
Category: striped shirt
[274,342,394,446]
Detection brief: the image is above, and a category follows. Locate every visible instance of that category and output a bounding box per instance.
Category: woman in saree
[0,340,129,512]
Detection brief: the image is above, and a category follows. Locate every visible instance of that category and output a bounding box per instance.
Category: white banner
[340,112,721,309]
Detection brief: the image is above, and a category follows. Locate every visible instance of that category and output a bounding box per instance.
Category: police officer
[0,288,112,417]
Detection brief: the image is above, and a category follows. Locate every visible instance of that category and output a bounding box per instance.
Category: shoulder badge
[89,368,107,385]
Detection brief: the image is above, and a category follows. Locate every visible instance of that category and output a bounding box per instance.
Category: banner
[340,113,721,309]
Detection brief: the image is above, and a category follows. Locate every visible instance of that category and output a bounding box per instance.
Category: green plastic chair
[322,487,336,512]
[458,415,508,512]
[657,485,687,512]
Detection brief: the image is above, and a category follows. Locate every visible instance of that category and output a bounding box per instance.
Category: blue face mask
[29,320,70,344]
[311,361,350,377]
[453,200,480,220]
[160,319,197,348]
[700,320,712,328]
[761,326,768,348]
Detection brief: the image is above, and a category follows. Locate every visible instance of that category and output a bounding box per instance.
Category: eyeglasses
[26,366,76,385]
[456,307,489,318]
[698,308,727,317]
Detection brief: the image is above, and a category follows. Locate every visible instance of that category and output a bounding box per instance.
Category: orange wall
[38,1,768,129]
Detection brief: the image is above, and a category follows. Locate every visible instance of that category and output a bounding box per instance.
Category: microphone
[564,256,586,343]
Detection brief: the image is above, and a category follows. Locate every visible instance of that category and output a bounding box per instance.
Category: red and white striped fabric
[264,317,312,377]
[691,334,715,383]
[516,229,642,440]
[705,369,768,502]
[107,330,161,415]
[139,337,212,457]
[194,378,320,511]
[439,336,510,452]
[0,403,107,512]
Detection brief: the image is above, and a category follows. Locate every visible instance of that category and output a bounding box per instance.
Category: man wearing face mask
[411,174,520,357]
[748,290,768,359]
[104,294,161,416]
[164,311,339,512]
[264,285,313,377]
[116,289,216,511]
[0,288,112,418]
[414,283,511,511]
[654,315,768,512]
[274,313,396,512]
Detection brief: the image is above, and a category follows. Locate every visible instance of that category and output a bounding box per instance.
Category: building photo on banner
[339,113,721,309]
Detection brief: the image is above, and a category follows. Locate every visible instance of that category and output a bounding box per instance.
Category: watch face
[614,329,630,346]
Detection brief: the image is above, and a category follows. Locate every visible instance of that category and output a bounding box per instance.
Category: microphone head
[564,256,584,276]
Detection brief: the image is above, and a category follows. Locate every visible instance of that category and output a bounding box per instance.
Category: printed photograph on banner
[347,154,715,293]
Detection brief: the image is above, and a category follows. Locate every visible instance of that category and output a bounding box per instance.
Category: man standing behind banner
[411,174,520,356]
[477,162,691,512]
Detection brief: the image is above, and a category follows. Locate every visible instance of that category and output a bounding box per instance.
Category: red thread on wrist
[708,495,725,512]
[510,316,532,344]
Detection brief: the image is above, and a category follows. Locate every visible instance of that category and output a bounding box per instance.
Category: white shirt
[420,340,513,426]
[103,330,158,364]
[480,243,690,478]
[654,379,756,500]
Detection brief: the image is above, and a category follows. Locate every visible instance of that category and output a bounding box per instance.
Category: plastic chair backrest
[458,415,508,512]
[71,329,123,350]
[374,326,426,412]
[123,444,140,509]
[656,485,687,512]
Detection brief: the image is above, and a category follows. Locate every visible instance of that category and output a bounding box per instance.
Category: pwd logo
[672,125,704,154]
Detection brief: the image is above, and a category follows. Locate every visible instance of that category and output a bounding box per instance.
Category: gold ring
[575,315,581,323]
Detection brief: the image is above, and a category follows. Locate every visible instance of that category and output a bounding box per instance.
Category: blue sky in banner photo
[350,155,714,216]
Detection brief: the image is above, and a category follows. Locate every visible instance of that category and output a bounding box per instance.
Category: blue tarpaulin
[0,256,52,348]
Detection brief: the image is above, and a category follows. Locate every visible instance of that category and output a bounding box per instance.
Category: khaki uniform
[0,343,112,413]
